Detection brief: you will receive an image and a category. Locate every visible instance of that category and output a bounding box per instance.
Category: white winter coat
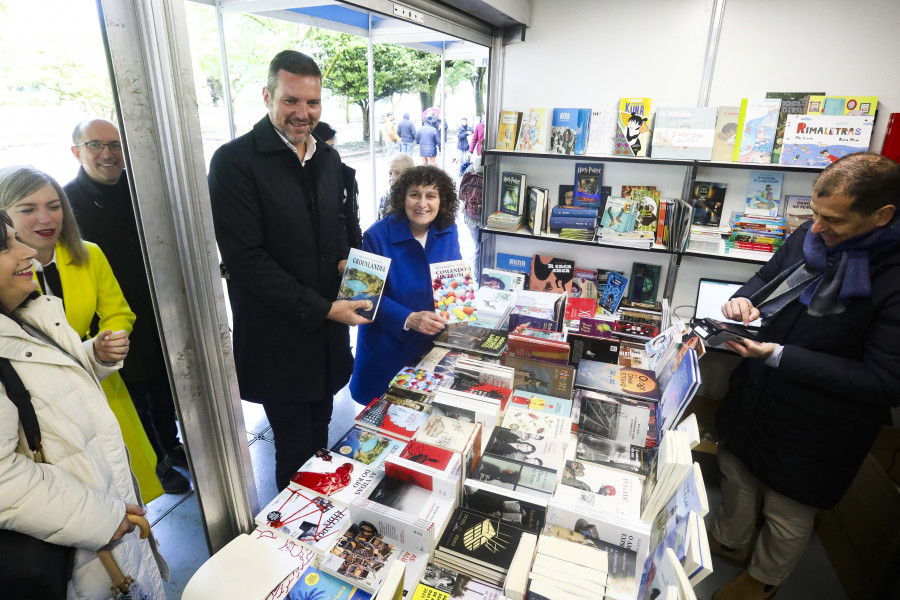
[0,296,166,599]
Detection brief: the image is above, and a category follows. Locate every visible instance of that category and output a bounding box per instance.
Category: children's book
[480,267,525,292]
[711,106,740,162]
[629,262,661,304]
[529,255,575,294]
[289,449,382,507]
[550,108,591,155]
[331,425,406,471]
[337,249,391,320]
[496,252,531,277]
[744,171,784,217]
[783,194,813,234]
[573,163,604,207]
[499,172,526,216]
[733,98,781,163]
[599,271,629,313]
[630,189,661,237]
[496,110,523,151]
[515,108,548,153]
[599,196,638,234]
[765,91,825,164]
[807,95,878,116]
[650,107,717,160]
[690,181,727,227]
[779,115,875,167]
[614,97,652,157]
[430,260,477,323]
[586,109,617,156]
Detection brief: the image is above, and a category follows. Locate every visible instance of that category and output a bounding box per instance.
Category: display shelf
[480,226,671,255]
[680,247,772,265]
[699,159,824,174]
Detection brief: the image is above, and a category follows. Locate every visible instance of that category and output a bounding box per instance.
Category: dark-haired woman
[0,211,166,598]
[349,166,461,405]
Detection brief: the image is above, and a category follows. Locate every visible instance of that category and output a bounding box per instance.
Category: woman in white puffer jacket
[0,210,167,599]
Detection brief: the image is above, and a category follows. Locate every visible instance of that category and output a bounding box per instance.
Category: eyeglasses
[78,141,123,154]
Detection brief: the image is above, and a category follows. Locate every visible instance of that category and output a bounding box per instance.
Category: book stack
[319,521,404,595]
[331,425,407,471]
[471,286,518,329]
[411,561,505,599]
[558,459,644,520]
[726,213,786,254]
[506,389,573,418]
[480,267,526,292]
[414,415,483,483]
[433,323,508,358]
[255,486,353,556]
[431,388,504,452]
[486,210,525,232]
[507,327,570,364]
[508,290,566,332]
[289,449,383,508]
[384,440,463,502]
[639,429,694,523]
[356,395,431,442]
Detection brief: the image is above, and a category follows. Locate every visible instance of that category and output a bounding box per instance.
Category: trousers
[713,447,819,586]
[262,395,334,490]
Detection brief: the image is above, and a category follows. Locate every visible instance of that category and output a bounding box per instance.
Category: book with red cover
[384,440,462,500]
[356,396,431,441]
[507,331,570,365]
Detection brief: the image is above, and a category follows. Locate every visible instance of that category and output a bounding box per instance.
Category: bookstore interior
[47,1,900,600]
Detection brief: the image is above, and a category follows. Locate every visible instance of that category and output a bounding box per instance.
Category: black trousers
[263,395,334,490]
[124,376,181,459]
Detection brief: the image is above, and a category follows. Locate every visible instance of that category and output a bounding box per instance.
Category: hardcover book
[711,106,740,162]
[526,186,549,235]
[256,487,351,554]
[745,171,784,217]
[783,194,813,233]
[331,425,406,471]
[437,507,529,576]
[504,355,575,399]
[496,110,523,151]
[499,172,526,216]
[733,98,781,163]
[529,255,575,294]
[629,262,662,304]
[557,184,575,209]
[765,91,825,163]
[337,248,391,320]
[599,271,629,313]
[550,108,591,155]
[779,114,875,167]
[572,162,604,207]
[495,253,532,278]
[289,449,382,507]
[356,396,431,441]
[650,107,717,160]
[586,109,616,156]
[690,181,727,227]
[515,108,549,153]
[430,260,477,323]
[614,97,652,157]
[320,521,399,594]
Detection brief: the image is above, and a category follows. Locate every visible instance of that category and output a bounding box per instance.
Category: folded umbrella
[98,514,155,600]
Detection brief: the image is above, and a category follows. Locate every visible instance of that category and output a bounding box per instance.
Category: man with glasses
[64,118,191,494]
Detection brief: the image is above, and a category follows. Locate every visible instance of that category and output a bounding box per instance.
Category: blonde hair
[0,165,89,265]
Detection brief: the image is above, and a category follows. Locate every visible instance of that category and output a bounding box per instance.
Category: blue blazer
[349,213,461,405]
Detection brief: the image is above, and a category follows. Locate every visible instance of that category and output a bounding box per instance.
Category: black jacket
[208,116,353,403]
[64,169,167,384]
[717,221,900,508]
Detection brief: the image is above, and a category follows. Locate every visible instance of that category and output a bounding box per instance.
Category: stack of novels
[472,287,518,329]
[508,290,566,332]
[507,327,570,364]
[319,521,404,595]
[331,425,407,471]
[289,450,383,507]
[433,323,508,358]
[384,440,463,502]
[412,561,505,599]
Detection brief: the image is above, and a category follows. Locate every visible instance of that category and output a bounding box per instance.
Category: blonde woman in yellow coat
[0,165,165,501]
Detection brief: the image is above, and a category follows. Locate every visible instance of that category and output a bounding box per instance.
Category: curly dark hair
[385,166,458,230]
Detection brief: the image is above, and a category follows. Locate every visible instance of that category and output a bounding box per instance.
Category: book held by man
[337,248,391,319]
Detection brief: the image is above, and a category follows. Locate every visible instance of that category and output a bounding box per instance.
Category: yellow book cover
[614,97,652,156]
[496,110,522,150]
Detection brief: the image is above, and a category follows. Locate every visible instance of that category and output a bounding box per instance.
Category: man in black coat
[709,153,900,600]
[65,118,190,494]
[208,50,370,490]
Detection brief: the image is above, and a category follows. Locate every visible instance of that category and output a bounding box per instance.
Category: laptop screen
[694,278,762,328]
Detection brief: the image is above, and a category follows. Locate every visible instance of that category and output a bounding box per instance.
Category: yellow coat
[40,241,164,502]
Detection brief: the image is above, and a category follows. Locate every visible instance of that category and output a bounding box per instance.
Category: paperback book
[435,507,530,585]
[496,253,531,277]
[629,262,661,304]
[586,109,616,156]
[504,355,576,401]
[576,387,656,448]
[650,106,717,160]
[765,91,824,164]
[783,194,813,234]
[412,562,505,600]
[711,105,740,162]
[599,271,629,313]
[558,462,643,519]
[463,479,547,534]
[483,425,567,472]
[733,98,781,163]
[599,196,638,234]
[515,108,548,153]
[499,172,527,216]
[500,408,571,440]
[285,565,371,600]
[433,323,508,357]
[529,255,575,294]
[745,171,784,217]
[550,108,591,155]
[575,360,662,403]
[507,390,573,418]
[471,454,558,500]
[430,260,477,323]
[614,97,651,157]
[289,449,382,507]
[496,111,523,151]
[573,163,604,206]
[356,396,431,441]
[575,431,651,476]
[256,487,351,554]
[690,181,727,227]
[480,267,526,291]
[331,425,406,471]
[320,521,399,594]
[337,248,391,319]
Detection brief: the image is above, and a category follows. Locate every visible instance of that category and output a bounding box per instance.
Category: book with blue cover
[287,565,371,600]
[656,349,701,435]
[337,249,391,320]
[331,425,406,471]
[550,108,592,155]
[745,171,784,217]
[599,271,629,313]
[496,253,532,277]
[573,163,604,206]
[733,98,781,163]
[599,196,638,234]
[779,114,874,167]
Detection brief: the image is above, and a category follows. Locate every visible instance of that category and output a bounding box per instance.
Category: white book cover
[289,449,383,507]
[255,488,350,554]
[650,107,717,160]
[554,477,641,521]
[586,109,616,156]
[779,114,874,167]
[319,521,401,593]
[501,408,571,440]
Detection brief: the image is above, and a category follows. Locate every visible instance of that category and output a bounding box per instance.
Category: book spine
[549,216,597,229]
[726,241,778,252]
[551,207,599,218]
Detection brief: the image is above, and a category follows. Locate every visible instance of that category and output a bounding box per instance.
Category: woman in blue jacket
[350,166,461,405]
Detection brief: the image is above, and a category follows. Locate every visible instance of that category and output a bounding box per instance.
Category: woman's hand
[107,504,146,545]
[93,329,130,363]
[406,311,448,335]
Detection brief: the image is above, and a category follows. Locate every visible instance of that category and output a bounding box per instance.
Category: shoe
[167,444,189,469]
[708,529,750,567]
[713,570,777,600]
[156,455,190,494]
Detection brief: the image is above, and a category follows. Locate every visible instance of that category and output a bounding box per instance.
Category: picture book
[573,162,604,206]
[289,449,382,507]
[783,194,813,233]
[765,91,825,164]
[430,260,477,323]
[550,108,591,155]
[807,95,878,116]
[745,171,784,217]
[526,186,548,235]
[331,425,406,471]
[586,109,616,156]
[515,108,548,153]
[432,323,507,357]
[388,367,447,397]
[614,97,652,157]
[505,355,575,400]
[733,98,781,163]
[285,565,371,600]
[599,271,629,313]
[480,267,525,292]
[483,426,567,472]
[599,196,638,234]
[496,110,523,151]
[629,262,662,304]
[496,253,531,278]
[529,255,575,294]
[463,479,547,535]
[337,249,391,320]
[507,390,573,418]
[256,487,351,554]
[650,107,717,160]
[575,360,662,402]
[690,181,727,226]
[711,106,740,162]
[499,172,526,216]
[471,454,558,499]
[778,114,875,167]
[320,521,399,593]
